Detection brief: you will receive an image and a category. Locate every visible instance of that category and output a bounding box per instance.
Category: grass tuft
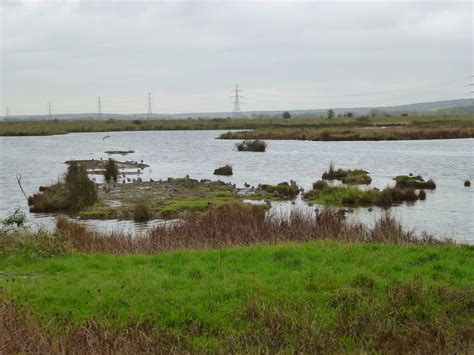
[236,139,267,152]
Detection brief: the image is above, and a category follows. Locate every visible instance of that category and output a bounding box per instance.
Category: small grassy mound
[305,184,421,208]
[305,185,380,207]
[236,139,267,152]
[322,163,372,185]
[28,163,98,213]
[256,181,300,200]
[213,165,233,176]
[394,175,436,189]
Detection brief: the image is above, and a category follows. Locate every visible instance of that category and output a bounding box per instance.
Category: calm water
[0,131,473,243]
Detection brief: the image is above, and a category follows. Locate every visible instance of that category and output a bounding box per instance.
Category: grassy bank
[2,240,473,353]
[2,205,471,352]
[219,117,474,141]
[1,115,472,138]
[0,116,364,136]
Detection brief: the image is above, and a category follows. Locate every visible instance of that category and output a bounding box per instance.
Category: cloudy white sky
[1,0,472,115]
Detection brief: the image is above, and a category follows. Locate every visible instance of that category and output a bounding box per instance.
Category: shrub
[134,201,152,222]
[28,163,97,212]
[104,159,119,182]
[312,180,328,190]
[213,165,233,176]
[64,162,98,210]
[236,139,267,152]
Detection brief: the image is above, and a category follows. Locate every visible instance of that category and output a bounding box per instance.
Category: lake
[0,130,472,243]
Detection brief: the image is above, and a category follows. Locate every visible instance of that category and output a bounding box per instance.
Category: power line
[231,84,243,118]
[97,96,102,120]
[147,92,152,119]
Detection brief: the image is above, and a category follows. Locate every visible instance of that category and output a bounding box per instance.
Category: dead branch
[16,174,29,202]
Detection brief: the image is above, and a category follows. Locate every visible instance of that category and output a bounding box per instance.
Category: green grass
[305,185,380,207]
[159,196,235,214]
[1,241,473,351]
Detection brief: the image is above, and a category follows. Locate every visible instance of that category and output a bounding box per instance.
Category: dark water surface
[1,131,472,243]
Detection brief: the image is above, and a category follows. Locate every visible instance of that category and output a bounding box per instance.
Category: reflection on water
[0,130,472,243]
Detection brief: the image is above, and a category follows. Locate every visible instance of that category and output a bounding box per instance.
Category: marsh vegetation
[28,162,98,213]
[235,139,268,152]
[213,164,233,176]
[322,162,372,185]
[2,205,471,353]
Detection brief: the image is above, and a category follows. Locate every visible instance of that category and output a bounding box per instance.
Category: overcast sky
[1,0,472,115]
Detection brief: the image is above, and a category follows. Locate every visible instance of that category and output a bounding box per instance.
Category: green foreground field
[2,240,473,352]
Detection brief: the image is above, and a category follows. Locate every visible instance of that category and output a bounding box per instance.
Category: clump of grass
[213,164,233,176]
[394,175,436,189]
[313,180,329,190]
[464,180,471,187]
[133,201,152,222]
[28,163,98,212]
[236,139,267,152]
[104,158,119,182]
[258,181,300,199]
[305,184,420,208]
[322,163,372,185]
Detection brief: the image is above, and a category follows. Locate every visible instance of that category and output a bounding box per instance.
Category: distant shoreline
[0,115,472,140]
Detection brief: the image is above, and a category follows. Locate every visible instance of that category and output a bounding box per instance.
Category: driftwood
[16,174,29,201]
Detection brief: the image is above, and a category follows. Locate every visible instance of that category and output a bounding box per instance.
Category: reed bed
[55,203,446,255]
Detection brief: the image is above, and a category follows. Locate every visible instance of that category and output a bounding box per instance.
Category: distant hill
[4,98,473,121]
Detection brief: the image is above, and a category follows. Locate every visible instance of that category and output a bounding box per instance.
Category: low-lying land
[394,175,436,189]
[31,177,242,220]
[1,205,472,353]
[247,181,300,200]
[304,181,426,208]
[65,159,148,175]
[1,115,472,140]
[322,164,372,185]
[105,150,135,155]
[219,116,474,141]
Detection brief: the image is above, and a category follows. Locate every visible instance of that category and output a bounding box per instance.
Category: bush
[313,180,328,190]
[104,159,119,182]
[64,162,98,210]
[236,140,267,152]
[134,201,152,222]
[28,163,97,212]
[213,165,233,176]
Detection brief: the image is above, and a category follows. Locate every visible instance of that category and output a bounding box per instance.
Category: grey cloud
[1,1,472,115]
